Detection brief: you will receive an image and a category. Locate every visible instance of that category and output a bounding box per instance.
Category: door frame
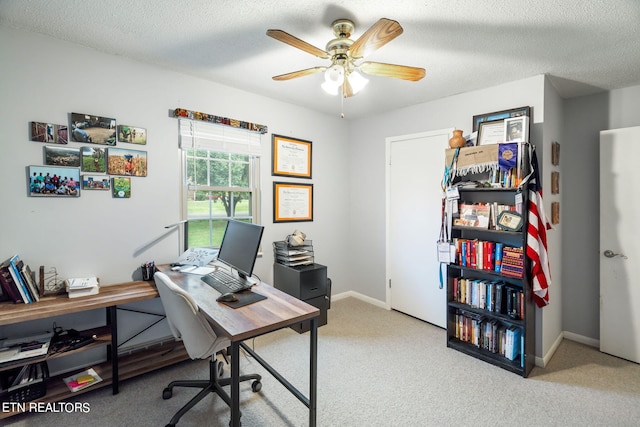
[385,128,453,309]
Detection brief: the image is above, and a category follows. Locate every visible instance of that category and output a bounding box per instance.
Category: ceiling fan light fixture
[324,64,345,86]
[321,80,340,95]
[347,69,369,94]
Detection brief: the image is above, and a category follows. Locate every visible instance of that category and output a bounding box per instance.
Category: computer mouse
[217,292,238,303]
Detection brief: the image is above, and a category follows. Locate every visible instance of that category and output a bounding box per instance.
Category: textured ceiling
[2,0,639,119]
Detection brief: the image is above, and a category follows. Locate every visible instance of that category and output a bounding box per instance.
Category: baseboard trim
[332,291,387,309]
[563,331,599,348]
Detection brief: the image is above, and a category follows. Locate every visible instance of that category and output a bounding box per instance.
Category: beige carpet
[5,297,640,426]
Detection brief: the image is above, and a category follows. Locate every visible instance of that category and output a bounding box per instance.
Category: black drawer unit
[273,263,330,333]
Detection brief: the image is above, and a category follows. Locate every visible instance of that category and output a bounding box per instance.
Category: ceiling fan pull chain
[340,94,345,119]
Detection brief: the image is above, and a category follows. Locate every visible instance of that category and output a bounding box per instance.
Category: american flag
[526,149,551,307]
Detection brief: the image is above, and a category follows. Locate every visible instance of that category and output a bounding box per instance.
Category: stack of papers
[65,277,100,298]
[63,368,103,392]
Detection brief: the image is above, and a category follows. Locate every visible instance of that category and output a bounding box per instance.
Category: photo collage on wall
[29,113,147,199]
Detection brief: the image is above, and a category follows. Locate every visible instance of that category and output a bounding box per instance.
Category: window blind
[179,119,262,156]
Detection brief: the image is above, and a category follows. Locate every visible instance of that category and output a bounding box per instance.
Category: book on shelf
[4,255,33,303]
[20,263,40,302]
[0,262,24,303]
[63,367,103,392]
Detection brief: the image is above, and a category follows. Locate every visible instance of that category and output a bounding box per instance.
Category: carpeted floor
[4,297,640,426]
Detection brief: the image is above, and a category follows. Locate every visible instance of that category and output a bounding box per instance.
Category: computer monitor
[216,220,264,280]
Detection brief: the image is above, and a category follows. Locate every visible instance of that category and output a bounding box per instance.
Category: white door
[387,129,450,327]
[600,126,640,363]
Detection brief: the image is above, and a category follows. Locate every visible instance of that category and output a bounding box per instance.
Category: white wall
[0,26,350,352]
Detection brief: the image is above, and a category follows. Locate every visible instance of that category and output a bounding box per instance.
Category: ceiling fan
[266,18,426,98]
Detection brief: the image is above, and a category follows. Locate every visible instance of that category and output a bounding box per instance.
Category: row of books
[273,240,314,266]
[454,202,517,230]
[452,310,523,363]
[453,238,524,278]
[0,255,40,304]
[452,278,525,320]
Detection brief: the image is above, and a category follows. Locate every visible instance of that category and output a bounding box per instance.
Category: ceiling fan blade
[360,61,426,81]
[350,18,403,59]
[272,66,327,81]
[266,29,330,59]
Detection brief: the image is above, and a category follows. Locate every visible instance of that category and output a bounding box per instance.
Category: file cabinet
[273,263,330,333]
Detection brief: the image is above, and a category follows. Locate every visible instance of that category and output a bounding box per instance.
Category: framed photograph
[82,175,111,190]
[27,165,80,197]
[551,171,560,194]
[107,147,147,177]
[496,210,524,232]
[81,146,107,173]
[112,177,131,198]
[31,122,68,144]
[551,141,560,165]
[44,145,80,167]
[477,119,506,145]
[70,112,116,145]
[273,182,313,222]
[117,125,147,145]
[272,134,312,179]
[503,116,529,143]
[473,106,531,132]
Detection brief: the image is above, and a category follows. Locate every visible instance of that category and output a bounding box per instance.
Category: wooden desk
[157,265,319,427]
[0,280,188,419]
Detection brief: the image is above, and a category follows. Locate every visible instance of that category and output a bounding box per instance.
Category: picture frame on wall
[107,147,147,177]
[27,165,80,197]
[117,125,147,145]
[31,122,68,144]
[472,106,531,132]
[44,145,81,167]
[112,177,131,198]
[272,134,312,179]
[551,171,560,194]
[551,141,560,165]
[273,182,313,222]
[70,112,116,145]
[81,146,107,173]
[82,175,111,190]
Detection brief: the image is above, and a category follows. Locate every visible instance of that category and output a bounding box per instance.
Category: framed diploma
[272,134,312,179]
[273,182,313,222]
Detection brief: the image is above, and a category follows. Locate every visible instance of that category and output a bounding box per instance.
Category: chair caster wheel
[166,424,175,427]
[251,380,262,392]
[163,387,173,399]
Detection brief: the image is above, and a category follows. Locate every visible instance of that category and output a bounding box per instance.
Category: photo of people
[117,125,147,145]
[81,146,107,173]
[107,147,147,177]
[31,122,68,144]
[82,175,111,190]
[28,165,80,197]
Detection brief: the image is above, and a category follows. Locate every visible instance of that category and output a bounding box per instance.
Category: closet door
[387,129,450,327]
[600,126,640,363]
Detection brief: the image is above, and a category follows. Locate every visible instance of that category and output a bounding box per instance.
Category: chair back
[154,272,229,360]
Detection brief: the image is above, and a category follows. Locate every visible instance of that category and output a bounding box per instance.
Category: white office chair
[154,272,262,427]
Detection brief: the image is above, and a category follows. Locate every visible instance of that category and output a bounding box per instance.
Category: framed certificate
[273,182,313,222]
[272,134,312,179]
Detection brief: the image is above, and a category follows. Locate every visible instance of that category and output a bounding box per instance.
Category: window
[179,120,261,249]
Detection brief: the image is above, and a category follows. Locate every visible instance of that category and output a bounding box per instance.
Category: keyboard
[201,269,252,294]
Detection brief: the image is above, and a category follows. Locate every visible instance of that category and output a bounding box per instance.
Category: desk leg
[230,341,240,427]
[309,317,318,427]
[107,306,119,395]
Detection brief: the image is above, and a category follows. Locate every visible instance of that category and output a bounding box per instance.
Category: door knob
[603,250,627,259]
